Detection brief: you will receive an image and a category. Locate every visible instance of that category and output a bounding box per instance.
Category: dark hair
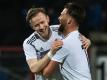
[65,2,86,25]
[26,8,47,23]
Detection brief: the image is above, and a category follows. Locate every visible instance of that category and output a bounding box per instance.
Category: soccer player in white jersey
[23,8,91,80]
[43,3,92,80]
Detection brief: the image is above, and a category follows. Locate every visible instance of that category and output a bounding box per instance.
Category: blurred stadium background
[0,0,107,80]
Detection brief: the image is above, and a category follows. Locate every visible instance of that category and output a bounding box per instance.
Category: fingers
[50,40,63,54]
[80,35,91,50]
[83,42,88,50]
[82,39,91,50]
[52,40,63,49]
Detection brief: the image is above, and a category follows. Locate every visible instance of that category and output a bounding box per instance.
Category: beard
[58,24,65,35]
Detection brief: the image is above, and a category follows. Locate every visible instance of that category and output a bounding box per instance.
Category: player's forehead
[31,12,47,24]
[61,8,68,15]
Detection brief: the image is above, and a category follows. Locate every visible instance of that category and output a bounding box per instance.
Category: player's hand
[80,35,91,50]
[50,40,63,54]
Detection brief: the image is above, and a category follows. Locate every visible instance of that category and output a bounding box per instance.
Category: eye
[34,24,39,27]
[32,24,39,29]
[40,21,44,24]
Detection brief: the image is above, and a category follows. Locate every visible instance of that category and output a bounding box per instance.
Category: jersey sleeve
[23,41,37,60]
[51,47,70,63]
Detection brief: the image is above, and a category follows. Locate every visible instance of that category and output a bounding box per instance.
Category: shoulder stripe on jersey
[27,35,37,44]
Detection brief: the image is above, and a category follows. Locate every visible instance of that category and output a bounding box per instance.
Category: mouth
[39,29,44,33]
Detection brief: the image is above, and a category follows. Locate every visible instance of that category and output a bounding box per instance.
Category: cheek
[45,22,49,28]
[60,19,66,25]
[31,25,39,30]
[60,16,66,22]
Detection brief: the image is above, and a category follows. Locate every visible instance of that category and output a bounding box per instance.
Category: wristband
[47,51,53,59]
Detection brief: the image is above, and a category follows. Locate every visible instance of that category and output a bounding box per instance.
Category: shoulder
[23,32,37,46]
[62,31,80,47]
[63,31,80,41]
[50,25,59,32]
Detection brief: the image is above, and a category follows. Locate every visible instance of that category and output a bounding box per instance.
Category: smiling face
[30,12,50,39]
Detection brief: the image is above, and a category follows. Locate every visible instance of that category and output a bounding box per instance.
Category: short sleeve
[23,42,37,60]
[51,47,70,63]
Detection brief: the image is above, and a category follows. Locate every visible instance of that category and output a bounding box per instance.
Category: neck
[63,25,78,37]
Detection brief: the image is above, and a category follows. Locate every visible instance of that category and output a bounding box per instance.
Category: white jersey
[52,30,92,80]
[23,25,63,80]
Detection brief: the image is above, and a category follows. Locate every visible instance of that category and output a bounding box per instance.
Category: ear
[67,18,72,24]
[29,20,34,30]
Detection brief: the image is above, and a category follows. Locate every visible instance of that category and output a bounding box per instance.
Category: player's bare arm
[27,55,50,73]
[26,40,63,74]
[42,40,63,77]
[43,60,59,77]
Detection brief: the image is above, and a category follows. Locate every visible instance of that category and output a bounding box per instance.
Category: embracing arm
[43,60,59,77]
[23,42,52,74]
[26,54,50,73]
[25,40,63,74]
[43,40,63,77]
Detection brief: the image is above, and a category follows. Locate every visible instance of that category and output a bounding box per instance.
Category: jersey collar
[34,28,52,42]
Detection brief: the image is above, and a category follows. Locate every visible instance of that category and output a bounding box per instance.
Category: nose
[39,24,44,29]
